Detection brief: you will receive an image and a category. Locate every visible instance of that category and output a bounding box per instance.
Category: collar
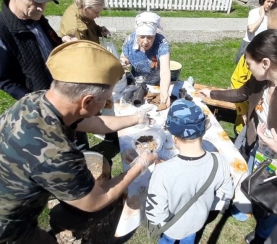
[42,95,84,129]
[177,151,206,161]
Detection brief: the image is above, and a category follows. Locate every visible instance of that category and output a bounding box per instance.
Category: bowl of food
[131,129,163,153]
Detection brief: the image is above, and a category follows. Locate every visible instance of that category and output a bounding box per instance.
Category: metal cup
[135,76,146,86]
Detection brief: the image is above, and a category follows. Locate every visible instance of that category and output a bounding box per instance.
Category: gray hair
[75,0,105,9]
[51,80,111,103]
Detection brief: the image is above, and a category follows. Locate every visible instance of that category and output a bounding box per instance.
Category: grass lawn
[42,0,249,17]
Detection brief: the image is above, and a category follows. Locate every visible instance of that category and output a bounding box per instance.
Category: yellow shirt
[231,54,252,116]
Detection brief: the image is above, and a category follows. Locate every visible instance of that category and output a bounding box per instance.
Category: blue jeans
[247,142,258,174]
[158,233,196,244]
[256,214,277,239]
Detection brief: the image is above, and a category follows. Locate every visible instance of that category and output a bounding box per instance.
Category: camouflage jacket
[0,91,94,242]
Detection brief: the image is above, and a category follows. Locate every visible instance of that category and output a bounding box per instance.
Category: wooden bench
[194,83,236,117]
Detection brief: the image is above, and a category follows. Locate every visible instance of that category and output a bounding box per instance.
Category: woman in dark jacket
[200,29,277,244]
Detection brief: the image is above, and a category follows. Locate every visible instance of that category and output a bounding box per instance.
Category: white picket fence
[105,0,233,13]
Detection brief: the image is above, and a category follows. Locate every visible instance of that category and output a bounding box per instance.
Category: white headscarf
[134,12,163,36]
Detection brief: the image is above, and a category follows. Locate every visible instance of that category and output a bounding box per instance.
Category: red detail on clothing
[150,56,158,69]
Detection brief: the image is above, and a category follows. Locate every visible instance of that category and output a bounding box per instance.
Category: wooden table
[113,81,251,237]
[194,83,236,116]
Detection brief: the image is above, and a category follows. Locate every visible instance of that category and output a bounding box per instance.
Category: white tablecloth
[113,81,251,237]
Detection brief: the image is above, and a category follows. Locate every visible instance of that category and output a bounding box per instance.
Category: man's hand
[62,35,78,42]
[257,123,277,153]
[101,26,111,37]
[130,150,158,175]
[136,107,154,125]
[199,88,211,98]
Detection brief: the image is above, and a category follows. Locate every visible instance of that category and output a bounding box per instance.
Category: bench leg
[213,108,219,116]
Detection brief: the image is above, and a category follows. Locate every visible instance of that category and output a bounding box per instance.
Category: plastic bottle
[187,76,194,86]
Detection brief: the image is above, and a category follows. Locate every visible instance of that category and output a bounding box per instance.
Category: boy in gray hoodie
[146,99,234,244]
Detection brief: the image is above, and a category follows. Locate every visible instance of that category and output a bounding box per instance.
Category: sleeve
[30,151,94,201]
[248,8,260,25]
[230,55,251,115]
[157,35,170,57]
[0,39,32,100]
[145,167,169,225]
[122,34,132,59]
[94,23,102,37]
[214,153,234,201]
[59,10,79,38]
[211,80,250,104]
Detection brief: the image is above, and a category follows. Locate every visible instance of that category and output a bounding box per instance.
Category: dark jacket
[210,76,277,151]
[0,0,62,100]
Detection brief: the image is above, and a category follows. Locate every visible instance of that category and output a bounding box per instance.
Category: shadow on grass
[113,229,137,244]
[90,136,120,163]
[196,210,231,244]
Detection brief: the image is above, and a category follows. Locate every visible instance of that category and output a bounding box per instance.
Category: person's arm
[120,35,132,70]
[31,148,157,213]
[199,78,251,103]
[100,26,110,37]
[146,167,169,225]
[0,39,32,100]
[257,123,277,152]
[231,55,251,120]
[77,111,148,134]
[66,151,157,212]
[248,7,265,34]
[212,154,234,211]
[120,52,131,71]
[159,53,171,107]
[215,154,234,201]
[158,36,171,107]
[59,8,80,39]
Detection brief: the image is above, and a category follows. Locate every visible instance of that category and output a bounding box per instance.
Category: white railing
[105,0,233,13]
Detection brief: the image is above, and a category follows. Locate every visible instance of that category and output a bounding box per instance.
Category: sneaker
[94,134,115,143]
[94,134,105,140]
[245,231,266,244]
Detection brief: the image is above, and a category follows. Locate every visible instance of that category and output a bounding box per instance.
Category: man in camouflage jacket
[0,41,157,243]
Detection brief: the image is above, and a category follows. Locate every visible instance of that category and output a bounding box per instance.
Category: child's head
[165,99,206,140]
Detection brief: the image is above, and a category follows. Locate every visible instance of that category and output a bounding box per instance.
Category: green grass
[42,0,250,17]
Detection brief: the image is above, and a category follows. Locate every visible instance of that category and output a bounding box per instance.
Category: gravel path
[48,16,246,43]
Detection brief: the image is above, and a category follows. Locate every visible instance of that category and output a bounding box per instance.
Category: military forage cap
[46,40,124,85]
[166,99,206,140]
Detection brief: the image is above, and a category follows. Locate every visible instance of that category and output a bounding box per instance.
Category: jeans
[158,233,196,244]
[247,142,258,174]
[256,214,277,239]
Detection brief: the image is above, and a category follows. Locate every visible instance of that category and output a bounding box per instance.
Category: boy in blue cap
[146,99,234,244]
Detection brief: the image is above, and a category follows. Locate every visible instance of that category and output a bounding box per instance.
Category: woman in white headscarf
[120,12,171,107]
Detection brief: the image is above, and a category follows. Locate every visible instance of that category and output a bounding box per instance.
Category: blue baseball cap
[166,99,206,139]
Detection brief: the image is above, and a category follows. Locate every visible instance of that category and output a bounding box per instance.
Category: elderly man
[0,0,63,100]
[0,40,157,243]
[0,0,90,149]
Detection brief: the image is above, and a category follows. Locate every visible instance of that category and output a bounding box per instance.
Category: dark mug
[132,83,148,107]
[179,88,187,98]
